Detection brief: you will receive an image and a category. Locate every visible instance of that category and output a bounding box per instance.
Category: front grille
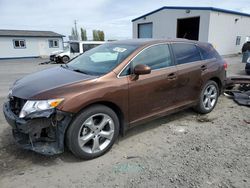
[9,97,27,116]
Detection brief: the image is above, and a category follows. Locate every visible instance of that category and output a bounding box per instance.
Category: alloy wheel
[78,113,115,154]
[202,85,218,110]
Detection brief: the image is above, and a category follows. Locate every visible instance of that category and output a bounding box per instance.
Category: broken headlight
[19,98,64,118]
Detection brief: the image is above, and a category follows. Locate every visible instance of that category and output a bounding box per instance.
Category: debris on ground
[243,119,250,124]
[39,61,59,65]
[196,115,214,123]
[224,76,250,107]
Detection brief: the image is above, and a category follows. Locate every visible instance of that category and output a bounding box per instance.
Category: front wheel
[66,105,119,159]
[61,56,70,64]
[194,80,219,114]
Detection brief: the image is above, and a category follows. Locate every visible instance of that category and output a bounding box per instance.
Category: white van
[50,41,105,63]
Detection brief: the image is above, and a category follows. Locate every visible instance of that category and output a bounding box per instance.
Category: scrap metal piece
[226,76,250,89]
[225,76,250,107]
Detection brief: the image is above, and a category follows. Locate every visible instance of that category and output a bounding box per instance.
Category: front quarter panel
[58,72,129,122]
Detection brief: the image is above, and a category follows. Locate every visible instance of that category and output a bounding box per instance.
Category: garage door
[138,23,153,38]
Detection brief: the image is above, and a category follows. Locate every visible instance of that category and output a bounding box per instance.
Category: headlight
[19,98,64,118]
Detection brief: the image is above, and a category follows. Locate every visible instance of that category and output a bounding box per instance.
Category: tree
[98,30,105,41]
[92,30,99,41]
[80,28,87,41]
[71,27,79,40]
[92,30,105,41]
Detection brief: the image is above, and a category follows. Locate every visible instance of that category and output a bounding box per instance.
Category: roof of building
[0,29,65,37]
[132,6,250,22]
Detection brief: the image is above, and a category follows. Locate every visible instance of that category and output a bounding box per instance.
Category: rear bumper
[3,102,73,155]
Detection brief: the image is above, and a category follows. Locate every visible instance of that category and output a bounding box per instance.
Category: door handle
[201,65,207,71]
[167,73,177,80]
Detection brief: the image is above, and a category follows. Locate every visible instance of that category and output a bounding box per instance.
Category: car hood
[11,66,97,99]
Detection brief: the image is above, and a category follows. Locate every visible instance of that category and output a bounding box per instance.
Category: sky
[0,0,250,40]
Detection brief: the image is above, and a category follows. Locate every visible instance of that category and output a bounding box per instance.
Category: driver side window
[132,44,173,71]
[119,44,173,77]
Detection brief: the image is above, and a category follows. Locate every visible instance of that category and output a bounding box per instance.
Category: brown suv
[3,39,227,159]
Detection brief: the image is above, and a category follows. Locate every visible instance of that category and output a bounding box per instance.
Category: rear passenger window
[172,43,201,64]
[198,44,221,60]
[132,44,173,70]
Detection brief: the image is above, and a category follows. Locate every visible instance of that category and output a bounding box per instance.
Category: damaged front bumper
[3,102,73,155]
[49,55,61,63]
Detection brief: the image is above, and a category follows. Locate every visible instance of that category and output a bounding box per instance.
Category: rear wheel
[61,56,70,64]
[66,105,119,159]
[194,80,219,114]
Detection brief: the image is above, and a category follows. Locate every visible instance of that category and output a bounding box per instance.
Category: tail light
[223,61,228,70]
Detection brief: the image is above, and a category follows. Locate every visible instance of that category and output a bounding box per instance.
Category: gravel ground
[0,56,249,188]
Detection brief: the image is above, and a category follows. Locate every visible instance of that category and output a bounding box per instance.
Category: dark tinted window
[83,44,100,52]
[172,43,201,64]
[70,42,80,53]
[48,40,59,48]
[13,39,26,48]
[132,44,173,70]
[20,40,25,47]
[198,44,221,60]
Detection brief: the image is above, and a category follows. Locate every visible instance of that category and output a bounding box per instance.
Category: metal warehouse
[132,7,250,55]
[0,29,64,59]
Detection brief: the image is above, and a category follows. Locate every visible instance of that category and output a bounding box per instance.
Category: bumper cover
[3,102,73,155]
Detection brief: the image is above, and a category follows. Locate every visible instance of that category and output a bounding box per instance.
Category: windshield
[67,43,138,75]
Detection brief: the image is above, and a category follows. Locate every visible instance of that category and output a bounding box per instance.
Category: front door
[128,44,178,124]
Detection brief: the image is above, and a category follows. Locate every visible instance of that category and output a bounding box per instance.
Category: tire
[194,80,219,114]
[61,56,70,64]
[66,105,119,159]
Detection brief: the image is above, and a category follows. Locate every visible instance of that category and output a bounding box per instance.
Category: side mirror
[134,64,151,75]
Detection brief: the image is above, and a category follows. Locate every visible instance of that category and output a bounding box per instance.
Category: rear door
[171,43,205,105]
[126,44,178,124]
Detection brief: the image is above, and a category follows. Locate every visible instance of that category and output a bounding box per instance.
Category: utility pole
[74,20,78,40]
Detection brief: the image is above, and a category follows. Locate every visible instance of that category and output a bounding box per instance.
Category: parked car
[3,39,227,159]
[50,41,105,63]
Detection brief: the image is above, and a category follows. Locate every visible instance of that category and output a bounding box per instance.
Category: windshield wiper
[72,69,89,75]
[61,64,90,75]
[61,64,69,69]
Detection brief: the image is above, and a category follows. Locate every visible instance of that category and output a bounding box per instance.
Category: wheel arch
[70,101,126,136]
[209,77,222,94]
[62,55,70,58]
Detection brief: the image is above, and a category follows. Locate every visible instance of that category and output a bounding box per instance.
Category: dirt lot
[0,56,249,188]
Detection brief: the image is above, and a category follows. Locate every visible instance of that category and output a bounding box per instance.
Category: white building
[132,7,250,55]
[0,29,64,59]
